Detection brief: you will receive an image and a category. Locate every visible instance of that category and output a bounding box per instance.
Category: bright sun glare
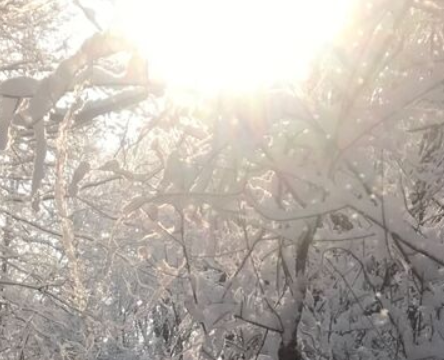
[112,0,354,92]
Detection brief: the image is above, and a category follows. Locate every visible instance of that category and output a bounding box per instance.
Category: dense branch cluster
[2,1,444,360]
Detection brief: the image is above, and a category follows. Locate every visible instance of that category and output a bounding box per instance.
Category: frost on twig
[54,95,86,310]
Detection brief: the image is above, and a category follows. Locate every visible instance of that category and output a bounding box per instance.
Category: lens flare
[112,0,354,92]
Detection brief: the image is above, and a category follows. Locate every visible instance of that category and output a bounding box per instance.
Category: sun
[112,0,354,93]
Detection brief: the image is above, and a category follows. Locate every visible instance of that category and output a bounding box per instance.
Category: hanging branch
[54,90,86,310]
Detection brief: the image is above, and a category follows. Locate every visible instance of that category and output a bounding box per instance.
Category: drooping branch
[54,95,86,310]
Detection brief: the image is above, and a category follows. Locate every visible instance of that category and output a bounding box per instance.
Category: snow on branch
[3,32,140,196]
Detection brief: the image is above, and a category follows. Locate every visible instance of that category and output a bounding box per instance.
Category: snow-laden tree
[2,1,444,360]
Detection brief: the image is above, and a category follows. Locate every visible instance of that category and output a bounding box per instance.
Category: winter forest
[2,0,444,359]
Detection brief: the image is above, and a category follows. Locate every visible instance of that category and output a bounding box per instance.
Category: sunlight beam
[112,0,354,92]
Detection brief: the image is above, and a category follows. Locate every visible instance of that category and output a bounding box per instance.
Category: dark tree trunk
[278,219,319,360]
[278,339,302,360]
